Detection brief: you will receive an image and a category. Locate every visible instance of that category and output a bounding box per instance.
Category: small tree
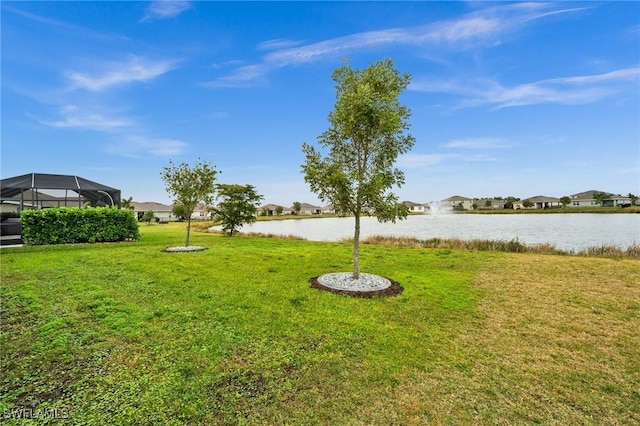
[593,192,609,207]
[560,196,572,209]
[484,200,493,208]
[275,206,284,215]
[629,193,638,206]
[172,203,189,221]
[161,159,218,246]
[503,196,520,209]
[211,184,263,236]
[141,210,155,225]
[522,199,534,208]
[293,201,302,215]
[302,58,414,279]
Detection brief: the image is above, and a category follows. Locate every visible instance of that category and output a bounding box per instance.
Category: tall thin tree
[302,58,415,279]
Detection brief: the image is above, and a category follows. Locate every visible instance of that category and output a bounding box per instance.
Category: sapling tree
[172,203,189,220]
[211,184,263,236]
[301,58,415,279]
[593,192,609,207]
[141,210,155,225]
[161,159,218,246]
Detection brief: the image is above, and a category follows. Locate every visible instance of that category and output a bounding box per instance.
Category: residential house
[292,203,322,215]
[403,201,427,213]
[474,198,506,210]
[131,201,174,222]
[515,195,560,209]
[603,194,633,207]
[441,195,474,211]
[260,204,286,216]
[191,202,211,220]
[569,190,631,207]
[321,205,336,215]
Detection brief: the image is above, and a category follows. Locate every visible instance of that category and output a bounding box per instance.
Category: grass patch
[362,235,640,258]
[1,223,639,424]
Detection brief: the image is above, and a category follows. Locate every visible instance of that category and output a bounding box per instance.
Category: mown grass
[1,223,639,424]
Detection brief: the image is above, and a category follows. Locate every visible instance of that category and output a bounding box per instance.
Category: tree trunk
[185,216,192,247]
[352,213,360,280]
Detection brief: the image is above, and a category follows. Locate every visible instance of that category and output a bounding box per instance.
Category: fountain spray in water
[428,200,442,216]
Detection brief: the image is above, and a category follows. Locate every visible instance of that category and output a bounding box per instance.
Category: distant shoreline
[254,206,640,221]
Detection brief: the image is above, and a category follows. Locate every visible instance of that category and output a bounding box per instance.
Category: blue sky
[2,1,639,206]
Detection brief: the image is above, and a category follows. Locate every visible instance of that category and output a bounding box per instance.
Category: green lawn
[1,223,639,425]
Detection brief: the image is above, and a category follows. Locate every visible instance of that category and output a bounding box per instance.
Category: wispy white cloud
[141,1,191,22]
[2,4,127,41]
[444,137,516,149]
[398,153,459,168]
[398,150,503,169]
[203,2,586,88]
[107,136,187,158]
[66,55,175,92]
[39,105,134,131]
[206,64,268,88]
[413,66,640,109]
[400,136,515,169]
[37,105,189,158]
[257,39,305,51]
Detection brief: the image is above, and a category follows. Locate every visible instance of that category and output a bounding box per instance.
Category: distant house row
[434,190,636,211]
[128,189,636,221]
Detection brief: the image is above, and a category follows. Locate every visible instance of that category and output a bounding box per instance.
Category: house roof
[260,204,286,210]
[442,195,473,201]
[131,201,173,212]
[295,203,321,210]
[524,195,560,202]
[571,190,612,200]
[402,201,425,206]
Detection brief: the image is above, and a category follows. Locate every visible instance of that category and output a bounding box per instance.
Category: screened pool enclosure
[0,173,121,211]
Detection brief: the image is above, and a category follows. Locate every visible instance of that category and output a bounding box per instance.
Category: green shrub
[21,207,140,245]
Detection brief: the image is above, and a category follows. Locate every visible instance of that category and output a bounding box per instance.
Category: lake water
[239,213,640,251]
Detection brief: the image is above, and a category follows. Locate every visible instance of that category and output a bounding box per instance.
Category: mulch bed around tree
[163,246,208,252]
[309,276,404,298]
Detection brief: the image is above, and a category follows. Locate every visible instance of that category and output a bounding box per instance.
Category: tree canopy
[161,159,218,246]
[301,58,415,278]
[211,184,263,236]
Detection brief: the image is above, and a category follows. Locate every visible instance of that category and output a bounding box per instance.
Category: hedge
[21,207,140,245]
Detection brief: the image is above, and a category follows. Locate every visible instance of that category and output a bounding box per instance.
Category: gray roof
[442,195,473,201]
[131,201,173,212]
[524,195,560,203]
[571,190,612,200]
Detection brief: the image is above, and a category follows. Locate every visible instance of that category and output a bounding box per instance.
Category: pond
[238,213,640,251]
